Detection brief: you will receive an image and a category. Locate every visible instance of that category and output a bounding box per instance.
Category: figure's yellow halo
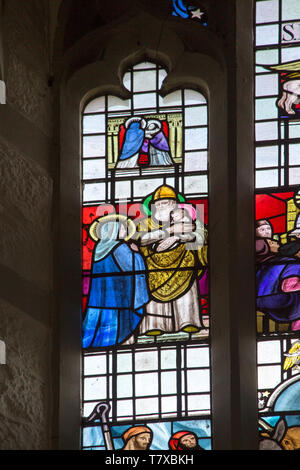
[89,214,136,242]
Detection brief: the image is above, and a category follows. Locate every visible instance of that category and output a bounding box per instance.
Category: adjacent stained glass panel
[81,62,211,451]
[255,0,300,450]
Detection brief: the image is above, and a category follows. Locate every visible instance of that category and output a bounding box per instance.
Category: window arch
[58,1,256,450]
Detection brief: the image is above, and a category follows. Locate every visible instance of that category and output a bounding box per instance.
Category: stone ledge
[0,340,5,364]
[0,81,6,104]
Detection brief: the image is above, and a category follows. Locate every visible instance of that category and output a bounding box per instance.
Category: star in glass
[190,8,204,19]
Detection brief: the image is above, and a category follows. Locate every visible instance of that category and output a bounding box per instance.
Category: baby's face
[171,209,189,223]
[172,210,184,222]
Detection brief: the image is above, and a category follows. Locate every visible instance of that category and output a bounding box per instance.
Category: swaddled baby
[155,207,194,252]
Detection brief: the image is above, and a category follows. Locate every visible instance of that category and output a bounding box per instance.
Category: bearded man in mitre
[121,426,152,450]
[136,185,208,336]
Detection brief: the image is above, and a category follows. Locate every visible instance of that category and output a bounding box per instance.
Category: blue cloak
[82,243,149,348]
[256,257,300,322]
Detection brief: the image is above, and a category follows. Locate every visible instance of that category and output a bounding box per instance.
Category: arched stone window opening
[57,1,257,450]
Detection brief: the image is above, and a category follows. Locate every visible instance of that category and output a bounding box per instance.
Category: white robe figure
[136,189,208,336]
[145,119,174,166]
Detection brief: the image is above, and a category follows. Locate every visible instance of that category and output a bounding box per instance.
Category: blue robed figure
[116,117,145,169]
[256,238,300,325]
[82,215,149,348]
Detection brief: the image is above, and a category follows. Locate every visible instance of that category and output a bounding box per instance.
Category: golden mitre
[153,185,177,201]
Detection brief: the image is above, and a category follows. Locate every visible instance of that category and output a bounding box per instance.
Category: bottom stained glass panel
[82,418,212,450]
[82,340,212,450]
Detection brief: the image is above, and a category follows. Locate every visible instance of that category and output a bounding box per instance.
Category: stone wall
[4,0,53,136]
[0,0,54,449]
[0,300,50,449]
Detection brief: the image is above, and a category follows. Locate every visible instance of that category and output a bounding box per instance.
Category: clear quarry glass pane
[255,169,279,188]
[256,74,279,97]
[185,127,208,150]
[133,70,157,92]
[83,135,106,158]
[184,151,208,172]
[256,24,279,46]
[84,96,106,114]
[83,114,105,134]
[185,106,207,126]
[256,0,279,23]
[83,159,106,180]
[281,0,300,20]
[255,146,279,168]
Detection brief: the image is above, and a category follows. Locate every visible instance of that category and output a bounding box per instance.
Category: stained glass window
[81,62,211,450]
[255,0,300,450]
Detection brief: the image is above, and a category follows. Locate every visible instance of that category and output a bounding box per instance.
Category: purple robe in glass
[256,257,300,322]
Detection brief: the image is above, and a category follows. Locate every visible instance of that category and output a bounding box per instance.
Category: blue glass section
[172,0,189,18]
[82,425,129,449]
[174,419,211,438]
[82,426,104,447]
[198,438,212,450]
[286,414,300,427]
[260,414,300,429]
[274,379,300,412]
[147,422,172,450]
[259,415,281,430]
